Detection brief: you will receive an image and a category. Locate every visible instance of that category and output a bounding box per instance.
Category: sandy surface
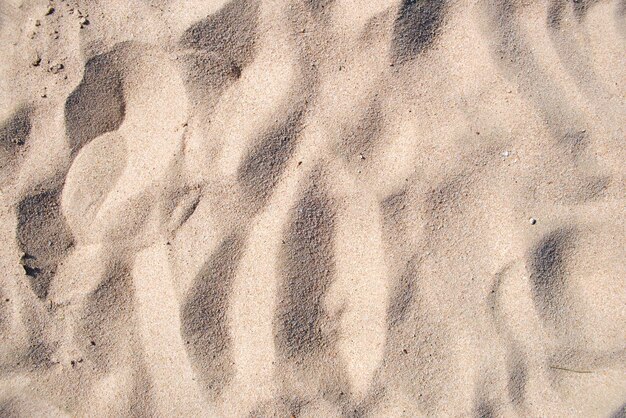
[0,0,625,416]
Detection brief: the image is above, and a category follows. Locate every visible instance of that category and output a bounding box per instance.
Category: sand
[0,0,625,416]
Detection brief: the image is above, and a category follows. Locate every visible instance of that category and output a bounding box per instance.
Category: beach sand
[0,0,625,416]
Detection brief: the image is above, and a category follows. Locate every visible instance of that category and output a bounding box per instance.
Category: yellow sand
[0,0,624,416]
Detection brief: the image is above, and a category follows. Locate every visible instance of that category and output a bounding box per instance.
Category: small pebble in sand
[35,20,41,27]
[31,54,41,66]
[50,63,64,74]
[359,153,365,160]
[80,18,89,28]
[46,7,55,16]
[501,150,510,157]
[529,218,537,225]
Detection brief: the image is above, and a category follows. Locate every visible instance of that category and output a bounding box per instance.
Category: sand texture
[0,0,625,416]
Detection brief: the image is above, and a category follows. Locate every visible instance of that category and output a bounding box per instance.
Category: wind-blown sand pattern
[0,0,625,416]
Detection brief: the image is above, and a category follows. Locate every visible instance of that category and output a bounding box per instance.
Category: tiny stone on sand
[50,63,64,74]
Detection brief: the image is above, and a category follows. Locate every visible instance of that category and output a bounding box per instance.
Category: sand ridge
[0,0,625,416]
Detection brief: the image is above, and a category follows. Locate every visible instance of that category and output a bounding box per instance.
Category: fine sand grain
[0,0,625,416]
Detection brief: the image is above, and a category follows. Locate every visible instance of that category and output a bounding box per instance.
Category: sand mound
[0,0,624,416]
